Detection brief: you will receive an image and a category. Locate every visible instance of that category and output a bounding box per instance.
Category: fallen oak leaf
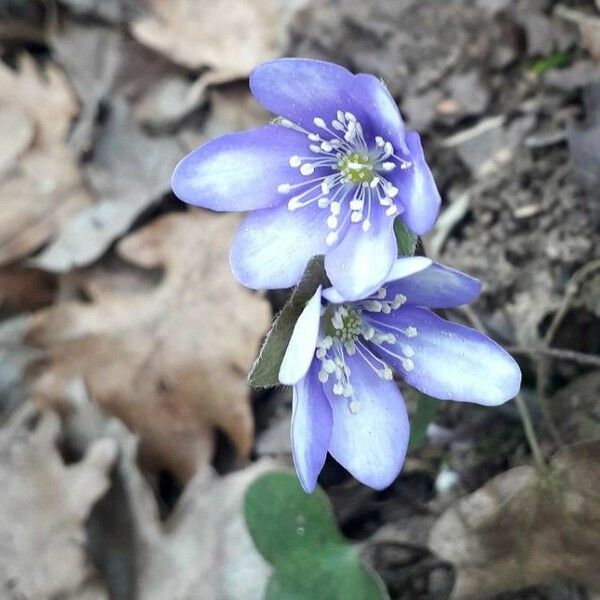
[0,55,93,266]
[0,404,116,599]
[130,0,303,78]
[429,439,600,599]
[27,211,271,482]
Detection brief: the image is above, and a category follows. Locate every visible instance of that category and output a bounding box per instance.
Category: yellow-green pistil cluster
[337,152,375,185]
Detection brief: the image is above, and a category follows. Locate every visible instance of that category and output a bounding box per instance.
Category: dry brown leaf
[27,211,271,482]
[32,100,183,272]
[429,439,600,599]
[130,0,303,77]
[0,404,116,599]
[119,436,274,600]
[0,55,93,266]
[0,266,56,315]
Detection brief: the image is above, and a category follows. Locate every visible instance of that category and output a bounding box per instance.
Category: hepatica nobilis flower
[278,258,521,492]
[171,58,441,300]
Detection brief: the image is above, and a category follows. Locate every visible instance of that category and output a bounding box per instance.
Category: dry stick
[456,306,547,471]
[508,346,600,368]
[536,259,600,445]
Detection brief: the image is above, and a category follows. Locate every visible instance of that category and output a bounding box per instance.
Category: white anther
[381,162,396,172]
[277,183,291,194]
[384,141,394,155]
[327,214,338,229]
[321,180,330,194]
[318,370,329,383]
[329,201,341,216]
[309,144,321,153]
[288,199,300,211]
[300,163,315,176]
[313,117,326,128]
[381,303,392,314]
[349,199,364,211]
[343,383,353,397]
[332,120,344,131]
[349,400,359,414]
[336,110,345,122]
[323,359,336,373]
[279,118,295,128]
[405,326,417,338]
[350,211,363,223]
[379,367,393,380]
[316,348,326,359]
[370,177,380,188]
[345,111,356,122]
[326,232,339,246]
[376,288,387,299]
[308,133,320,141]
[318,197,330,208]
[344,341,357,355]
[363,326,375,340]
[386,205,398,217]
[333,382,344,395]
[401,345,415,358]
[289,155,302,167]
[375,136,385,147]
[321,141,333,152]
[362,219,371,232]
[365,300,383,312]
[387,185,399,198]
[402,358,415,372]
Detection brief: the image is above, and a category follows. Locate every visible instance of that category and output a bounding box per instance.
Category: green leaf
[248,256,329,388]
[408,393,438,450]
[394,218,417,257]
[245,471,390,600]
[530,51,570,76]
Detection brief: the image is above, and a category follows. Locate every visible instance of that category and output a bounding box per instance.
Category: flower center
[337,152,375,185]
[276,111,413,246]
[315,288,419,414]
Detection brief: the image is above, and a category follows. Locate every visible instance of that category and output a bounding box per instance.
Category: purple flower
[278,257,522,493]
[171,58,441,300]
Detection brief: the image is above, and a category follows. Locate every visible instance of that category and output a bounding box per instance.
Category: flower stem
[514,393,546,472]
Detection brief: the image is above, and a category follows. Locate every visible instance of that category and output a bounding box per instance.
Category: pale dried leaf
[130,0,303,77]
[0,404,116,599]
[430,439,600,599]
[32,100,182,271]
[0,105,34,175]
[28,211,271,482]
[0,56,93,265]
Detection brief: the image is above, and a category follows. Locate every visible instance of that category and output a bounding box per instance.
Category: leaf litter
[1,0,600,598]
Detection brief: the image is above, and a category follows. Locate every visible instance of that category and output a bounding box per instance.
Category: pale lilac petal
[291,362,333,493]
[368,307,521,405]
[325,218,397,302]
[382,257,432,285]
[250,59,362,132]
[279,286,322,385]
[384,262,481,308]
[392,131,441,235]
[230,201,329,290]
[350,74,406,151]
[324,352,409,490]
[171,125,305,211]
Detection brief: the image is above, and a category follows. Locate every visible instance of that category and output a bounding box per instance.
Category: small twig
[514,393,547,473]
[537,259,600,445]
[507,346,600,368]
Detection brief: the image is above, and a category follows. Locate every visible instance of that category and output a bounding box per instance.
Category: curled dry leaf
[27,211,271,482]
[429,439,600,599]
[130,0,304,77]
[0,404,116,599]
[121,442,274,600]
[0,55,93,265]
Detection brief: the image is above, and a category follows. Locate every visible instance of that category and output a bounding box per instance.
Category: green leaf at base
[245,471,390,600]
[248,256,329,388]
[394,218,418,257]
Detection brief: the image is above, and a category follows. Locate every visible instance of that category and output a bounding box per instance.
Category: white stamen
[289,155,302,167]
